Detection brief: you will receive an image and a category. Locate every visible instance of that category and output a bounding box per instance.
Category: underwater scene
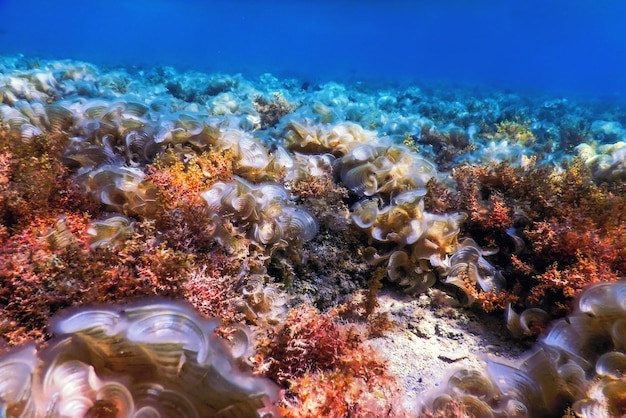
[1,1,626,417]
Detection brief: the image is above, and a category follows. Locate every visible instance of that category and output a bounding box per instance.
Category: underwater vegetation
[425,158,626,316]
[419,281,626,418]
[257,304,402,417]
[0,55,626,417]
[0,300,279,417]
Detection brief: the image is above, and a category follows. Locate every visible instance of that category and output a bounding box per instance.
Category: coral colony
[0,56,625,417]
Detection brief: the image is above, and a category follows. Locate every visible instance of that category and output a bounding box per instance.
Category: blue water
[1,0,625,97]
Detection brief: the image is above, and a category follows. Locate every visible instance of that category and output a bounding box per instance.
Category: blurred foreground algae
[0,300,279,417]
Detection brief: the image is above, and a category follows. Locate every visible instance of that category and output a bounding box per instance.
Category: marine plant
[427,159,626,314]
[352,188,469,297]
[577,140,626,182]
[257,305,404,417]
[4,54,626,417]
[0,121,82,228]
[0,300,280,417]
[86,214,135,249]
[335,142,436,197]
[145,147,237,252]
[253,92,296,130]
[0,214,194,346]
[281,120,378,155]
[201,176,317,251]
[419,281,626,418]
[486,118,536,145]
[413,122,470,170]
[78,164,159,217]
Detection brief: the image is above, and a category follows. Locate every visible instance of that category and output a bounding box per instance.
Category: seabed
[0,55,625,417]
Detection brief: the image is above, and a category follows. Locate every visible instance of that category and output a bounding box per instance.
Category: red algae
[0,215,192,345]
[426,159,626,314]
[258,305,405,417]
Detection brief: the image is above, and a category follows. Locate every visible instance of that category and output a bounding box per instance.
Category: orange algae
[183,259,245,325]
[0,126,199,344]
[145,148,238,253]
[147,147,236,208]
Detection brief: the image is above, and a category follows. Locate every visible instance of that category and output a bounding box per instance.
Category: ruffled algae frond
[0,300,279,417]
[1,56,626,416]
[419,281,626,418]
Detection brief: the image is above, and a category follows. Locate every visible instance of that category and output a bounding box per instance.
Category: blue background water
[0,0,624,97]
